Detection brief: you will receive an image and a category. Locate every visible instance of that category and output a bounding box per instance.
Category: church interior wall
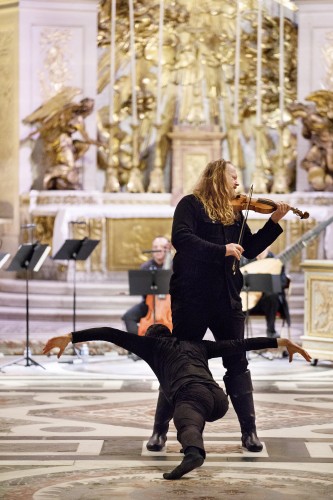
[0,0,332,277]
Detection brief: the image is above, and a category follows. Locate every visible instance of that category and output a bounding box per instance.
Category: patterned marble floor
[0,347,332,500]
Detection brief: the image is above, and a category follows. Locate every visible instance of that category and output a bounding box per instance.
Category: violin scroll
[290,207,309,220]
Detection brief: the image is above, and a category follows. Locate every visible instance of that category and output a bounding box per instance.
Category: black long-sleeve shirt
[73,327,277,404]
[170,194,283,308]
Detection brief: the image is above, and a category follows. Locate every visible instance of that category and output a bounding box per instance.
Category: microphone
[20,224,36,229]
[142,250,161,254]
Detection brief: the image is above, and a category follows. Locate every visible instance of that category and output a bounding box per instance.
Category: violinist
[122,236,172,360]
[146,158,291,454]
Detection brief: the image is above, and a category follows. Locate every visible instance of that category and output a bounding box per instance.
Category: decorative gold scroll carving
[97,0,298,193]
[32,216,55,248]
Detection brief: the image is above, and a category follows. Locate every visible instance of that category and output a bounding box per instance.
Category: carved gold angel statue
[22,87,97,190]
[289,90,333,191]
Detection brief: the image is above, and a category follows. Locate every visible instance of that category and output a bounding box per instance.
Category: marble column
[0,0,98,256]
[0,0,20,256]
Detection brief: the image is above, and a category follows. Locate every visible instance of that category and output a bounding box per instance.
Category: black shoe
[128,353,141,361]
[242,431,263,452]
[163,450,204,480]
[146,432,167,451]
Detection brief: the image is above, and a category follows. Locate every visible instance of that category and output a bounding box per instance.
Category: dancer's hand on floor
[43,334,72,358]
[277,338,312,363]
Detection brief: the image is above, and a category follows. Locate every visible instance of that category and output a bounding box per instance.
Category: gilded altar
[25,191,174,275]
[300,260,333,364]
[19,190,333,278]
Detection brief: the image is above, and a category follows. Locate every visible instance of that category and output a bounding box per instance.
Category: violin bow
[232,184,253,275]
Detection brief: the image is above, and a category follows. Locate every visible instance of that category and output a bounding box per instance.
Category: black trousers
[122,301,148,335]
[173,383,229,457]
[149,296,258,440]
[171,296,248,377]
[250,293,281,333]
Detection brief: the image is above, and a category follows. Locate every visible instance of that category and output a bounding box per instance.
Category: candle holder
[127,123,144,192]
[104,122,120,193]
[252,124,268,193]
[228,123,244,193]
[148,123,165,193]
[271,122,289,194]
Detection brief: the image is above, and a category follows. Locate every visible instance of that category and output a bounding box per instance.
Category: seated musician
[241,247,291,338]
[122,236,172,359]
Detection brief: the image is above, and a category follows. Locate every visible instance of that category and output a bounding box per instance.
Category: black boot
[146,389,173,451]
[163,446,204,480]
[224,370,263,452]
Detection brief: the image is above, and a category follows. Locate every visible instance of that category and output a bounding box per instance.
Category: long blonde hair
[193,159,235,225]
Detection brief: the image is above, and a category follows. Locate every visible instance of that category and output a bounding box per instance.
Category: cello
[138,246,173,336]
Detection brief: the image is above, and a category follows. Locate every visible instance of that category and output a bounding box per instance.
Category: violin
[231,194,310,220]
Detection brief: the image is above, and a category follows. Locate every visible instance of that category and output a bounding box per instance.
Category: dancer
[147,158,291,454]
[43,324,311,480]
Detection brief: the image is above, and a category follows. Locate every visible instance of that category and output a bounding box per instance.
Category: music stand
[0,252,10,269]
[53,238,99,334]
[0,243,50,371]
[0,251,10,269]
[128,269,172,324]
[242,273,282,360]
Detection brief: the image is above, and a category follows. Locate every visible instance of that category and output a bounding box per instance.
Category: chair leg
[281,318,291,340]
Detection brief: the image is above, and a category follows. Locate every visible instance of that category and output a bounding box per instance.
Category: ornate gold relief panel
[183,153,208,194]
[31,216,104,273]
[106,218,172,271]
[308,276,333,338]
[170,126,224,204]
[32,216,55,247]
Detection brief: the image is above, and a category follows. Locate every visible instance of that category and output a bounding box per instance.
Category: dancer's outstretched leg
[163,446,204,480]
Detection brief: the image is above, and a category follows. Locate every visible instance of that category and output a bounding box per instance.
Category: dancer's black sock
[163,447,204,480]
